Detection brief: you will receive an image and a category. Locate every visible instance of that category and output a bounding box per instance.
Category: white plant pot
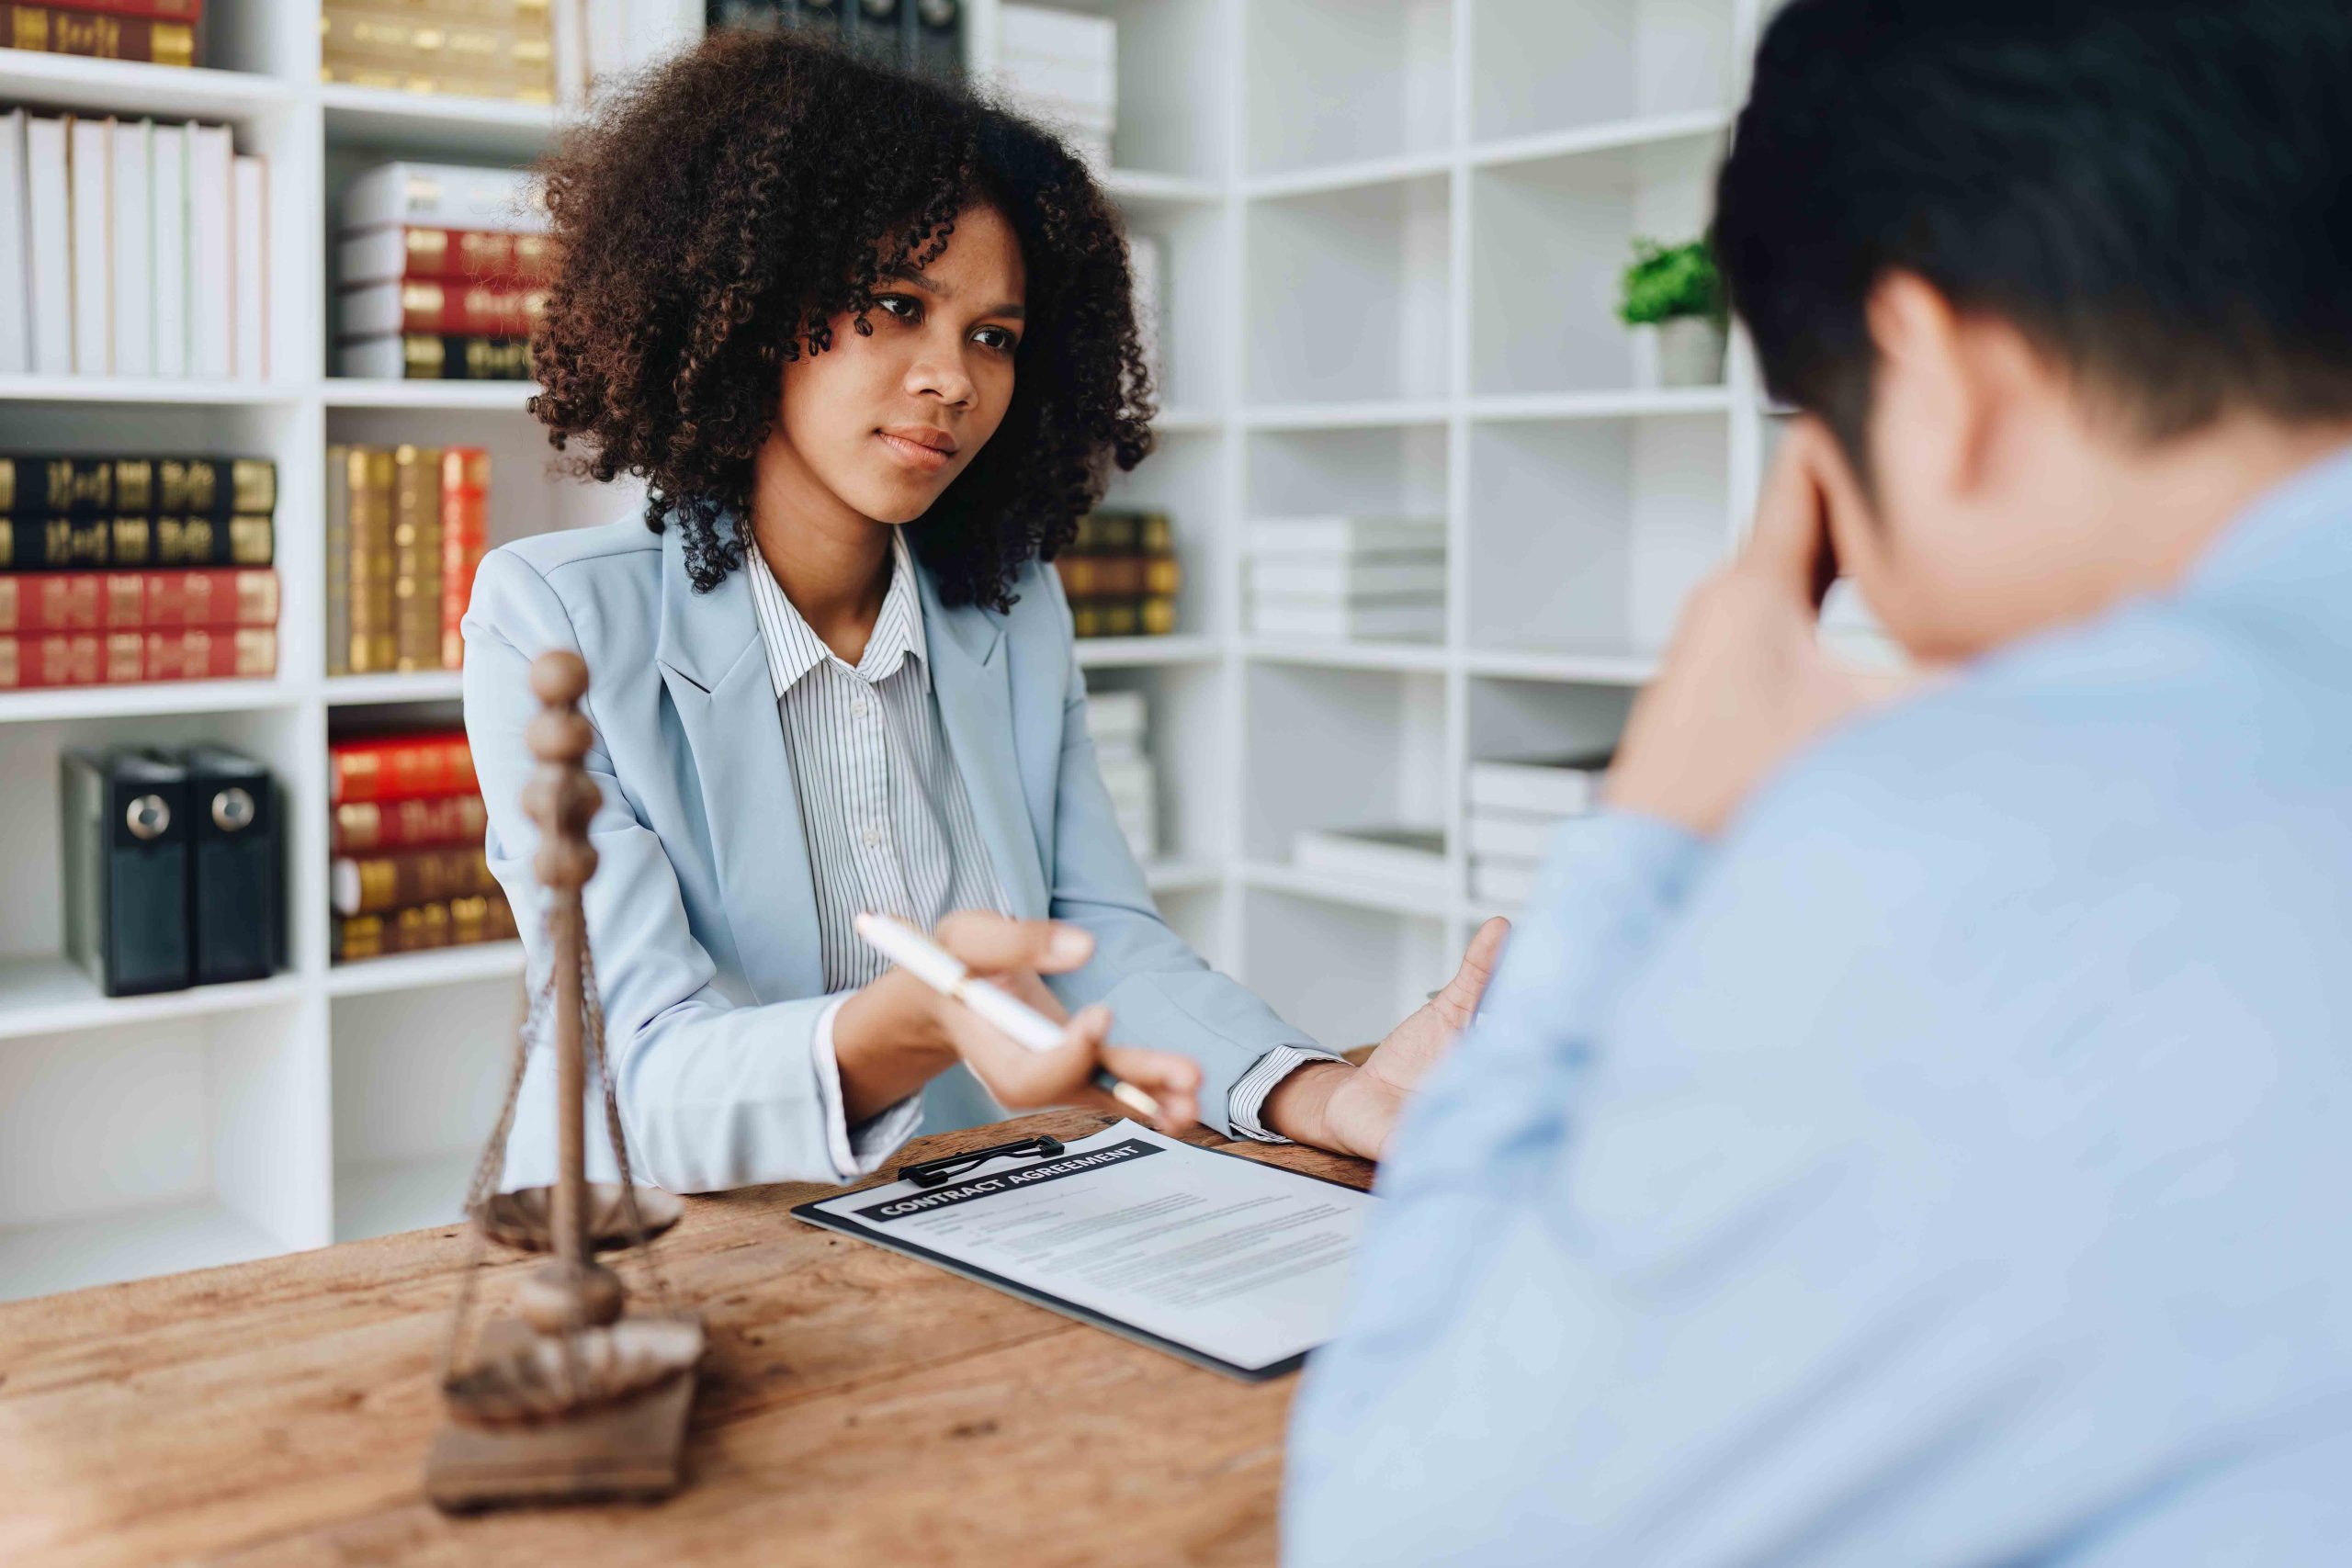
[1653,317,1727,388]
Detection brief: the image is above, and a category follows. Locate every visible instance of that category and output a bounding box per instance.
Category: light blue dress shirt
[1285,446,2352,1566]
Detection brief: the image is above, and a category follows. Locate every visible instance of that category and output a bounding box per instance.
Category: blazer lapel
[654,522,825,1003]
[918,561,1051,920]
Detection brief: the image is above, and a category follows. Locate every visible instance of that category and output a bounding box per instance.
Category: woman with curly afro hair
[460,28,1505,1196]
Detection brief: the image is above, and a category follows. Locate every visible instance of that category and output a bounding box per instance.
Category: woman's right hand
[831,911,1202,1134]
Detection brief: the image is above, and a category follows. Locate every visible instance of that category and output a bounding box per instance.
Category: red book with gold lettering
[0,626,275,689]
[0,569,278,633]
[329,732,477,805]
[439,448,488,670]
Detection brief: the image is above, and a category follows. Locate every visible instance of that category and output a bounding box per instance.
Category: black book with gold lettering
[0,513,275,572]
[0,457,278,518]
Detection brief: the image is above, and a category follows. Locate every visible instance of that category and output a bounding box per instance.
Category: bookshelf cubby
[0,0,1785,1300]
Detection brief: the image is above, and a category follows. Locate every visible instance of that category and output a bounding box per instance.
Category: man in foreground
[1286,2,2352,1562]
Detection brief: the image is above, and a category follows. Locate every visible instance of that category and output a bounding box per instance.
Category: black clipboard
[791,1128,1370,1382]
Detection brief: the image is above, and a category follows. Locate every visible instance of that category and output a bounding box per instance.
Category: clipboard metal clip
[898,1134,1067,1189]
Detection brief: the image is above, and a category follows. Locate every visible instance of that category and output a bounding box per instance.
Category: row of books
[706,0,962,79]
[338,161,544,379]
[326,444,490,675]
[322,0,557,104]
[329,729,515,961]
[327,2,695,106]
[0,454,279,689]
[63,743,279,998]
[1057,507,1179,639]
[1,0,201,68]
[1083,687,1155,863]
[1246,516,1446,642]
[0,109,266,379]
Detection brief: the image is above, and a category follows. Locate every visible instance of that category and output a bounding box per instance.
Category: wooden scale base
[425,1317,701,1511]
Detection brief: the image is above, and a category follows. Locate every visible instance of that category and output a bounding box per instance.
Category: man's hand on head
[1604,417,1922,837]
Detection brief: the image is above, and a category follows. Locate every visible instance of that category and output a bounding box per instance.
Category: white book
[1464,751,1612,818]
[1000,6,1117,72]
[552,0,588,106]
[338,335,415,379]
[341,161,547,236]
[70,118,111,376]
[1249,558,1446,598]
[187,124,234,379]
[232,154,266,379]
[1085,688,1148,745]
[1469,858,1539,909]
[1294,826,1448,890]
[25,118,70,375]
[1465,812,1559,864]
[1096,753,1155,815]
[151,122,188,378]
[0,108,27,376]
[622,0,697,69]
[0,109,26,375]
[1114,801,1156,863]
[1249,596,1444,641]
[109,120,152,378]
[1246,516,1445,557]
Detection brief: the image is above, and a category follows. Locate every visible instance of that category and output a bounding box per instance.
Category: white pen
[852,911,1164,1122]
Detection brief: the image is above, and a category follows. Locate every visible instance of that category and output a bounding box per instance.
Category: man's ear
[1864,271,1984,502]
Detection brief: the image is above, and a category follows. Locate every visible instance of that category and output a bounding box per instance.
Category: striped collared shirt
[746,527,1008,991]
[749,530,1324,1172]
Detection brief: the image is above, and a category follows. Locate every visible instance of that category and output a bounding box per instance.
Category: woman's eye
[973,326,1018,354]
[876,295,921,322]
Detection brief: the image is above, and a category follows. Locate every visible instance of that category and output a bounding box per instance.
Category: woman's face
[770,202,1027,525]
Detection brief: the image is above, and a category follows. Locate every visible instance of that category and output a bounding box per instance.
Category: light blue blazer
[461,513,1313,1193]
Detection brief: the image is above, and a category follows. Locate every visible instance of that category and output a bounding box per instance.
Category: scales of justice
[425,651,704,1511]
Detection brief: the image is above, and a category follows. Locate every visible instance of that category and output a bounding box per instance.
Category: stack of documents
[1086,688,1157,863]
[1245,516,1445,642]
[795,1121,1374,1381]
[1464,750,1611,908]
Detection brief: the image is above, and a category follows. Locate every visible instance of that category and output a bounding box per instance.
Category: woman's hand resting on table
[830,910,1202,1135]
[1260,917,1511,1161]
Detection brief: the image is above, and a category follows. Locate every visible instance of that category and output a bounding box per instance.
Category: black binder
[61,750,192,997]
[174,745,281,985]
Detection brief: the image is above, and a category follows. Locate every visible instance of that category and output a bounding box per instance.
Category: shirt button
[853,696,871,718]
[863,827,883,848]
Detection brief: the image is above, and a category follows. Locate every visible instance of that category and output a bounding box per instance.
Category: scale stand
[424,652,704,1511]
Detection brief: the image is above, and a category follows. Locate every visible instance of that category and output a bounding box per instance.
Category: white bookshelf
[0,0,1782,1301]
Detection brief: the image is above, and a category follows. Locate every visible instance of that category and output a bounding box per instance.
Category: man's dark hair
[1714,0,2352,470]
[530,29,1152,606]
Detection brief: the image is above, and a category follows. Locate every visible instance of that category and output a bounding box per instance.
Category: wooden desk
[0,1111,1374,1568]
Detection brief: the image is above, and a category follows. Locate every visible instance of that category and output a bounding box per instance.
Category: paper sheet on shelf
[794,1121,1373,1380]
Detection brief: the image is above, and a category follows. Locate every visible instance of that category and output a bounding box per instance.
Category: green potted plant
[1618,237,1727,388]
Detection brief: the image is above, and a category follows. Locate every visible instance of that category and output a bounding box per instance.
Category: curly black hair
[528,29,1155,608]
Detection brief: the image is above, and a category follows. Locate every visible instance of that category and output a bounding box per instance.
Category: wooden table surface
[0,1111,1375,1568]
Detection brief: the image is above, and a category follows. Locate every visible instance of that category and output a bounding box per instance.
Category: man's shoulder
[1741,593,2351,867]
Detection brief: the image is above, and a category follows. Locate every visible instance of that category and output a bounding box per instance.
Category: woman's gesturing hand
[831,910,1202,1134]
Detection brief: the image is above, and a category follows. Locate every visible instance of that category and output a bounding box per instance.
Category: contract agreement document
[793,1121,1374,1380]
